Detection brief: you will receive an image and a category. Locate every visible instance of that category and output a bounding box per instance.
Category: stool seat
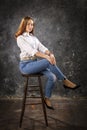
[22,73,43,77]
[19,73,48,127]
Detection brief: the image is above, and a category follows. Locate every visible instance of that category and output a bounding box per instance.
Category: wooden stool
[19,73,48,127]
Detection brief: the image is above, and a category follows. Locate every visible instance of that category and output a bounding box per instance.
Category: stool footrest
[26,103,42,105]
[26,96,42,98]
[28,89,40,91]
[28,85,39,87]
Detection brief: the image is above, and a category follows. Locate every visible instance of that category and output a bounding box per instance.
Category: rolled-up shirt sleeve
[17,36,38,57]
[35,37,48,53]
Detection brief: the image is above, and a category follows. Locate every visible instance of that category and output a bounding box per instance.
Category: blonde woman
[15,16,79,110]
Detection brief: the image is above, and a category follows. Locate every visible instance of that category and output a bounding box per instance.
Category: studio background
[0,0,87,98]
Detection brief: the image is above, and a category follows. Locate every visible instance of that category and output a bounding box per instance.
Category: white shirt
[17,32,48,60]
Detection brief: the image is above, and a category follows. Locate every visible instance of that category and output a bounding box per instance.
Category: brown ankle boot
[44,98,54,110]
[63,79,78,89]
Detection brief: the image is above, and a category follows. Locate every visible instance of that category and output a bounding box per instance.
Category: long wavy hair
[15,16,34,38]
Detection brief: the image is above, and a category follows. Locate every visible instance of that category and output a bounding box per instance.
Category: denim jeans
[19,59,66,98]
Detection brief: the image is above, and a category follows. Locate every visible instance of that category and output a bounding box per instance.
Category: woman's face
[25,19,34,33]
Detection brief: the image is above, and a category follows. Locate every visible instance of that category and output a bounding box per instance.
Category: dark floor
[0,97,87,130]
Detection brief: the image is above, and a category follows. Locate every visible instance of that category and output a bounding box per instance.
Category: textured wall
[0,0,87,97]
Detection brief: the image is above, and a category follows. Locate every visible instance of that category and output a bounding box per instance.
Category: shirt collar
[23,32,33,37]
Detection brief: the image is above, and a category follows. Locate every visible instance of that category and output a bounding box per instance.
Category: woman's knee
[49,73,57,82]
[43,59,50,65]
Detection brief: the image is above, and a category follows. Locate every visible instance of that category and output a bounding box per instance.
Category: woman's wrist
[45,50,51,56]
[48,52,53,56]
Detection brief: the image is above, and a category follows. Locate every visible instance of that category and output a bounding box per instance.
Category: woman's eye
[27,23,30,25]
[27,23,33,26]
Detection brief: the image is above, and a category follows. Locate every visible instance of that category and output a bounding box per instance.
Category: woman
[15,16,79,110]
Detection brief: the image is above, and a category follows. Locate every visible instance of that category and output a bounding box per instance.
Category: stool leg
[19,77,28,128]
[38,76,48,126]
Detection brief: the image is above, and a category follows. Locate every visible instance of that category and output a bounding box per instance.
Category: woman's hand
[50,54,56,65]
[35,51,56,65]
[45,54,56,65]
[45,50,56,65]
[44,55,52,64]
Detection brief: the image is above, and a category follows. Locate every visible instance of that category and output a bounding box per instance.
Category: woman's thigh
[20,59,49,74]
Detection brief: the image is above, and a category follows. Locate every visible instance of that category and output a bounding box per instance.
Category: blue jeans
[19,59,66,98]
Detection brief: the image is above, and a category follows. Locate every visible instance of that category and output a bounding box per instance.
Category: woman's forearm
[35,51,49,59]
[35,51,56,65]
[45,50,53,56]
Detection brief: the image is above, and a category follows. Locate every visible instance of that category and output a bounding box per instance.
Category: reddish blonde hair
[15,16,34,38]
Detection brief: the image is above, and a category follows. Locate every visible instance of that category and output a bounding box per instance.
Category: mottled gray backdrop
[0,0,87,97]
